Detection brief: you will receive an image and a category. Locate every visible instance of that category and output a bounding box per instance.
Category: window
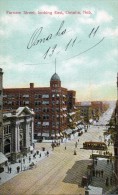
[35,108,41,112]
[34,94,41,99]
[23,94,29,98]
[42,108,49,112]
[35,114,41,119]
[42,121,49,128]
[43,115,49,120]
[8,101,12,105]
[42,122,49,126]
[42,101,49,105]
[42,94,49,98]
[23,101,29,105]
[52,122,59,127]
[34,101,41,106]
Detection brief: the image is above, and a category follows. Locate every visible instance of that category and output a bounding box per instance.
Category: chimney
[30,83,34,88]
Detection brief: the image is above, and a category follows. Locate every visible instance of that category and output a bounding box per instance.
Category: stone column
[31,117,34,144]
[17,124,20,152]
[25,122,30,148]
[15,125,18,153]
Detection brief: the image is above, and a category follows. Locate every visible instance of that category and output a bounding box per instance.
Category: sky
[0,0,118,101]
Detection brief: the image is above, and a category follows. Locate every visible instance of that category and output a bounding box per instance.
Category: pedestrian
[17,166,20,173]
[47,151,49,157]
[74,149,77,155]
[107,159,109,164]
[29,156,31,163]
[39,153,41,158]
[65,146,66,150]
[36,150,39,155]
[51,142,54,151]
[9,167,12,173]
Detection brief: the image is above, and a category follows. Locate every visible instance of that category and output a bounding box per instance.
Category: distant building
[91,101,104,121]
[3,72,76,139]
[3,107,34,162]
[75,102,92,123]
[76,101,107,123]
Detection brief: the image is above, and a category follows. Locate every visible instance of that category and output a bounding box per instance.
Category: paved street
[0,103,116,195]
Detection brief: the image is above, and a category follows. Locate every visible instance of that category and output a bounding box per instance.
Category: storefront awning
[65,129,72,135]
[42,133,49,137]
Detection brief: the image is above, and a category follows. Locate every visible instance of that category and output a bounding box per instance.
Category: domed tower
[50,72,61,88]
[50,72,62,138]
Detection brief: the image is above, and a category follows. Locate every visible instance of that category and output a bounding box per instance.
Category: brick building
[3,73,76,139]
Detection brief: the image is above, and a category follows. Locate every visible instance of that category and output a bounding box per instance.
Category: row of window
[3,94,68,99]
[35,107,67,113]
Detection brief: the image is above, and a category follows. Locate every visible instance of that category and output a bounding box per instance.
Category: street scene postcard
[0,0,118,194]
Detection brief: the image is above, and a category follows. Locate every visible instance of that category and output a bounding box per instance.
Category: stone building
[3,72,76,139]
[3,107,34,162]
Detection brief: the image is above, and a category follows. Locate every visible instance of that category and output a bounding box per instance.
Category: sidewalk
[0,148,52,185]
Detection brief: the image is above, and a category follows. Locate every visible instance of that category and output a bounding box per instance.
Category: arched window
[4,139,10,153]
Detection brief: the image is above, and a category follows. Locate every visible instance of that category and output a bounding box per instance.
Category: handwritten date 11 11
[27,20,104,60]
